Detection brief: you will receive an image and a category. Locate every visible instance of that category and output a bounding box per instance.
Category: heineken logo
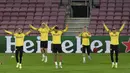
[5,36,112,53]
[2,36,129,53]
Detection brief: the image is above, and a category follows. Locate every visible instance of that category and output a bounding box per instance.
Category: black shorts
[16,46,23,51]
[40,41,48,48]
[82,45,90,53]
[52,44,62,53]
[110,44,119,51]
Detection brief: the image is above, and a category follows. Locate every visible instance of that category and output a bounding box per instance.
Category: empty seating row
[0,0,68,35]
[89,0,130,36]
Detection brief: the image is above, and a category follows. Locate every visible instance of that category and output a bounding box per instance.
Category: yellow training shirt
[51,31,63,44]
[51,26,68,44]
[38,27,50,41]
[14,33,25,46]
[79,32,91,46]
[109,32,120,45]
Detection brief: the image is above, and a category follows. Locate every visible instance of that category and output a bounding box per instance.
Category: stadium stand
[0,0,68,36]
[0,0,129,36]
[89,0,130,36]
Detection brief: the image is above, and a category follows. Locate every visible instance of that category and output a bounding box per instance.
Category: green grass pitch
[0,53,130,73]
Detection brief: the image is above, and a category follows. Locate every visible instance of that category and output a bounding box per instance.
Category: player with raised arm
[79,26,92,63]
[50,24,68,69]
[29,22,50,63]
[4,28,31,69]
[103,21,126,68]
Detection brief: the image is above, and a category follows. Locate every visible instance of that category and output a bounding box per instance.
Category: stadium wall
[0,36,129,53]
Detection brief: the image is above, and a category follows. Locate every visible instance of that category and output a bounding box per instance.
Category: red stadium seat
[0,0,67,35]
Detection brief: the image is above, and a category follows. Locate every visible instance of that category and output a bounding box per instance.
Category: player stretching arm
[103,21,126,68]
[4,28,31,69]
[50,24,68,69]
[79,26,92,63]
[29,22,50,63]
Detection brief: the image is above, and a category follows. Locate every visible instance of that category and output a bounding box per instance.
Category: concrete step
[66,19,90,22]
[68,24,87,28]
[64,17,90,36]
[67,22,89,26]
[66,18,90,22]
[68,28,82,31]
[63,32,79,36]
[66,22,89,24]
